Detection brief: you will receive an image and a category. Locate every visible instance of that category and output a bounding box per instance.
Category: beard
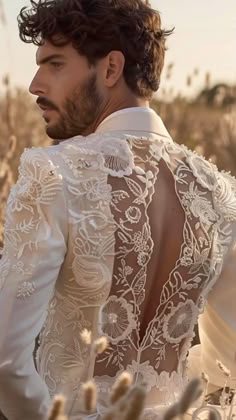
[45,73,103,141]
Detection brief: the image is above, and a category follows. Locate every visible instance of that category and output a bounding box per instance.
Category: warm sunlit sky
[0,0,235,97]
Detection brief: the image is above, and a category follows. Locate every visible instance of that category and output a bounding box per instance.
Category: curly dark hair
[18,0,173,99]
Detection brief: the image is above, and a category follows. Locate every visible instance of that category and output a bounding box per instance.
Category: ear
[103,51,125,87]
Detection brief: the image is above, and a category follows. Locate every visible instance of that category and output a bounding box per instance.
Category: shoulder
[170,142,236,222]
[44,132,135,178]
[150,137,236,223]
[10,146,64,207]
[19,145,62,176]
[16,132,135,185]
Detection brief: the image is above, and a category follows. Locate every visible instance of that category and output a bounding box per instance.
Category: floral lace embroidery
[12,261,36,298]
[4,134,235,408]
[17,281,36,298]
[93,136,236,394]
[162,300,196,344]
[1,148,63,293]
[99,296,137,344]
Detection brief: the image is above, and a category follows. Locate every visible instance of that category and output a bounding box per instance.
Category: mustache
[36,97,59,111]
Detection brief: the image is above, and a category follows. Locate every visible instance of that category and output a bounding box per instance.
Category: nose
[29,69,47,96]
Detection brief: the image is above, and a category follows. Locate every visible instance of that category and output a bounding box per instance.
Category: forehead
[36,39,78,64]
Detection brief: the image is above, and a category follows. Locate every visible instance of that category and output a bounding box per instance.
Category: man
[0,0,235,419]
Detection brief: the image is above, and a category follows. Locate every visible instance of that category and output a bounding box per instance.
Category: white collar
[95,107,171,139]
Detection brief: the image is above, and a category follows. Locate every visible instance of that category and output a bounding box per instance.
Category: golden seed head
[216,360,231,377]
[93,336,109,354]
[201,371,209,383]
[47,394,66,420]
[110,371,133,404]
[80,329,92,345]
[82,380,97,414]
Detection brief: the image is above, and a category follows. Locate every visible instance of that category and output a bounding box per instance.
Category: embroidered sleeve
[0,148,67,420]
[197,220,236,389]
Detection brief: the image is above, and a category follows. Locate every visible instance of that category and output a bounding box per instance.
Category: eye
[50,62,64,69]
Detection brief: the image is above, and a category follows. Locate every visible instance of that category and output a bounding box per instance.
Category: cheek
[50,66,94,108]
[48,77,74,109]
[57,70,81,94]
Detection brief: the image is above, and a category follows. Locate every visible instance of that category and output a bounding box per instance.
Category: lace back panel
[93,136,232,405]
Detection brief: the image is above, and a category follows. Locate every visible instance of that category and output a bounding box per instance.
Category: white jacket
[0,107,235,419]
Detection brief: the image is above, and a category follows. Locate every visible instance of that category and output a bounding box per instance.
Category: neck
[81,96,149,136]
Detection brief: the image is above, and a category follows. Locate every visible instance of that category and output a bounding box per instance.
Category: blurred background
[0,0,236,247]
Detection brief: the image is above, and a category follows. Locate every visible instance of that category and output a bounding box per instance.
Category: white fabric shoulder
[52,132,136,178]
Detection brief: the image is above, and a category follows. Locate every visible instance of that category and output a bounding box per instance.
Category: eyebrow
[36,54,65,65]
